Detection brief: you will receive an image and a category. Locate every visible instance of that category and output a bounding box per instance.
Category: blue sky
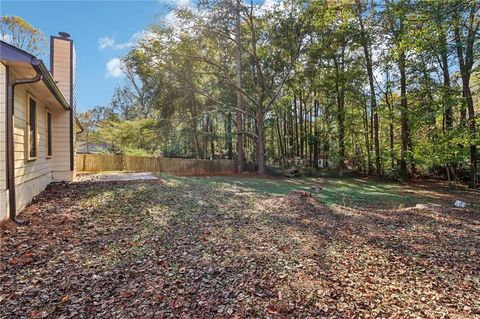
[2,1,181,112]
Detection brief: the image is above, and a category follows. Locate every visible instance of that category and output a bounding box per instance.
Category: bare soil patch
[75,172,161,182]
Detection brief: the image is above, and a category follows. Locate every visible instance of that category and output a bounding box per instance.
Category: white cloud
[159,0,190,9]
[98,36,116,50]
[105,58,123,78]
[98,31,155,51]
[98,36,133,51]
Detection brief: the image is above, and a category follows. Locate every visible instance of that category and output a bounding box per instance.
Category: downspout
[7,59,43,224]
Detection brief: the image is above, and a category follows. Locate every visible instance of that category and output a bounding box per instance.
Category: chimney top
[58,31,70,38]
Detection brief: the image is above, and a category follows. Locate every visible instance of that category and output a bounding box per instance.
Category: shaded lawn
[0,176,479,318]
[183,175,480,210]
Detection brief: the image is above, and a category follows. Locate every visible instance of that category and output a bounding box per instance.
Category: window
[46,111,52,158]
[26,94,38,160]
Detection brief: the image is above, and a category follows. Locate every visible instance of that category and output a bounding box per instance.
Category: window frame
[46,109,53,159]
[26,93,38,161]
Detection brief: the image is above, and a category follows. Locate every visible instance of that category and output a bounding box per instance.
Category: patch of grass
[167,175,421,208]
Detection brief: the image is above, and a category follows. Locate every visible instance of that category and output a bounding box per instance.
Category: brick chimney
[50,32,76,110]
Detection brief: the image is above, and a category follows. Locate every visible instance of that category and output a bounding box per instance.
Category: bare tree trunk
[235,0,245,172]
[399,49,410,179]
[210,117,215,159]
[299,91,304,158]
[385,69,395,170]
[335,54,346,176]
[257,110,266,175]
[276,116,284,162]
[313,98,319,168]
[193,134,201,159]
[445,163,452,188]
[293,94,299,157]
[191,103,201,159]
[203,115,210,159]
[454,11,478,189]
[284,111,289,158]
[355,0,381,176]
[363,95,372,174]
[309,100,313,166]
[226,113,233,159]
[440,31,453,129]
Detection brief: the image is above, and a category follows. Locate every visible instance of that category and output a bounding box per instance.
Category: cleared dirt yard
[1,175,479,318]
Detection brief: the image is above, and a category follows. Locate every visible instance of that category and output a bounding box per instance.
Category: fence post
[159,157,162,173]
[82,154,86,172]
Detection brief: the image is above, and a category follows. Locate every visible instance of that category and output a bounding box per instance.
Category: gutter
[6,58,43,224]
[0,41,70,111]
[37,61,70,111]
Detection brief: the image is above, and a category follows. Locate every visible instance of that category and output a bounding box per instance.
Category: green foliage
[79,0,479,186]
[0,16,47,57]
[92,118,160,156]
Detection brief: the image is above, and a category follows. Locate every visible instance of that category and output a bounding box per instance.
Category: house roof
[0,40,70,111]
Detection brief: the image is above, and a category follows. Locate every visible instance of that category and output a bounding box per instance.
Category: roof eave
[0,40,70,111]
[33,61,70,111]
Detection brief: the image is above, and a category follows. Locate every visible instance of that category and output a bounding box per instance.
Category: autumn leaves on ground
[1,176,479,318]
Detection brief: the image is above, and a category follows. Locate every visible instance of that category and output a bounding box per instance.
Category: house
[0,32,82,222]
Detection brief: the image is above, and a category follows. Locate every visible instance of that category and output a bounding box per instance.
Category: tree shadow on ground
[1,177,479,318]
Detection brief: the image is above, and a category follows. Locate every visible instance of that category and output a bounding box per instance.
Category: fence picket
[76,154,238,176]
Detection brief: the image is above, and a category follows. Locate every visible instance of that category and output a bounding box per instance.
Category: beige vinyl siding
[51,37,75,181]
[0,37,76,220]
[51,110,71,176]
[9,77,72,214]
[52,38,71,103]
[51,38,74,180]
[13,84,54,212]
[0,63,8,219]
[72,46,77,109]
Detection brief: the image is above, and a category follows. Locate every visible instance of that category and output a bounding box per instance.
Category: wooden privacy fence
[76,154,238,176]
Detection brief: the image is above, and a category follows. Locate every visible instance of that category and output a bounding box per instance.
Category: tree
[235,0,245,172]
[83,0,477,185]
[381,0,414,179]
[355,0,381,177]
[0,16,47,57]
[452,1,479,188]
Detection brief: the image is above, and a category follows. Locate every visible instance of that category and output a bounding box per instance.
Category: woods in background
[79,0,479,188]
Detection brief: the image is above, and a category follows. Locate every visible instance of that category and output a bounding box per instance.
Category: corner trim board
[69,40,74,171]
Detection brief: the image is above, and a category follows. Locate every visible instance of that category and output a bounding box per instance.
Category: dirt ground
[75,172,160,182]
[1,176,479,318]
